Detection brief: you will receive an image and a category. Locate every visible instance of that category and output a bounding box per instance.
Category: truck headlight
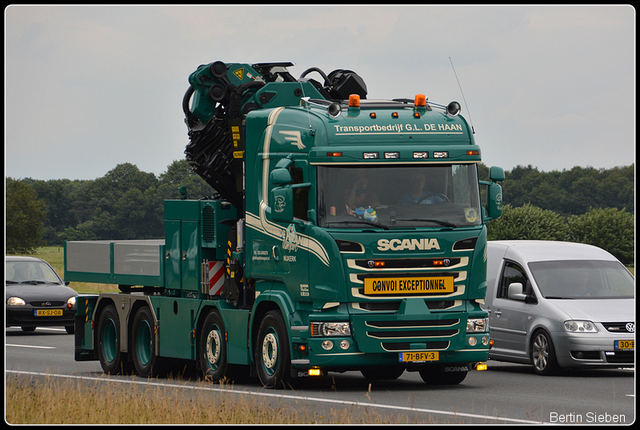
[467,317,489,333]
[310,322,351,337]
[564,320,598,333]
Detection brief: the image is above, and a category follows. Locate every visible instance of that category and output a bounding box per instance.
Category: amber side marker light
[476,363,488,371]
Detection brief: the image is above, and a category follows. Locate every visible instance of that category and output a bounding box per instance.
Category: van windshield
[317,164,482,229]
[529,260,634,299]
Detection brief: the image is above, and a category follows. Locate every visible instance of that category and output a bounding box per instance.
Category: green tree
[568,208,635,265]
[487,203,570,241]
[6,178,48,253]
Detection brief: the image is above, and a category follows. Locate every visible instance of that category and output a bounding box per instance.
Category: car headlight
[7,297,26,306]
[67,297,76,306]
[310,322,351,337]
[564,320,598,333]
[467,317,489,333]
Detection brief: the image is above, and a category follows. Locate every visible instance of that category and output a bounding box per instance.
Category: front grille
[605,351,634,364]
[602,322,635,333]
[366,319,458,328]
[365,318,459,340]
[367,329,458,339]
[382,341,449,351]
[30,301,65,307]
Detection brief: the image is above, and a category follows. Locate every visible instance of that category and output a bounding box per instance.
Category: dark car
[6,256,77,334]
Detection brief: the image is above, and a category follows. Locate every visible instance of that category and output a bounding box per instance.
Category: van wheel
[530,330,559,375]
[198,311,228,382]
[255,310,291,388]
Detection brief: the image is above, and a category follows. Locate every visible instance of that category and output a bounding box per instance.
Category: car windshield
[6,260,62,285]
[529,260,634,299]
[317,164,482,229]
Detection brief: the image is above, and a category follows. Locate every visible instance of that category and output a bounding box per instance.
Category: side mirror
[271,186,294,222]
[481,166,504,222]
[508,282,527,301]
[489,166,505,182]
[270,168,292,186]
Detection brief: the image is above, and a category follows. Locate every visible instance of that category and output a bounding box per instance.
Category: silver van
[484,241,634,375]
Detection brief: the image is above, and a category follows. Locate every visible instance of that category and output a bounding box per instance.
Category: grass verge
[6,375,432,424]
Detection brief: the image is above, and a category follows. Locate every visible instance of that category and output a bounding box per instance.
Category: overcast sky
[4,5,635,181]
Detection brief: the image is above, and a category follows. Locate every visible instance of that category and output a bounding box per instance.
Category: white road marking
[6,344,56,349]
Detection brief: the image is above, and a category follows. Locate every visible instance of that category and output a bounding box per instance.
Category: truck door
[489,261,535,361]
[253,157,312,301]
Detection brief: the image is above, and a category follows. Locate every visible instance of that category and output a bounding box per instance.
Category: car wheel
[530,330,559,375]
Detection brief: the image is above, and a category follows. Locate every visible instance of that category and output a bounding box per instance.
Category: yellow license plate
[399,351,439,363]
[364,277,454,295]
[34,309,63,317]
[615,340,634,350]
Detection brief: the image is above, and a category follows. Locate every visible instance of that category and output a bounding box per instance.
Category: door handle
[494,311,502,317]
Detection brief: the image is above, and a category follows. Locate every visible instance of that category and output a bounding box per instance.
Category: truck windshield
[529,260,634,299]
[317,164,482,229]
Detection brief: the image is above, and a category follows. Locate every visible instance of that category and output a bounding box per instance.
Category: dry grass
[5,375,426,424]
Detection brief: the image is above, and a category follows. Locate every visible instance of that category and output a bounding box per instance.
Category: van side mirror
[508,282,527,301]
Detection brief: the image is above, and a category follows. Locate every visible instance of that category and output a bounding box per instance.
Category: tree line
[6,162,635,264]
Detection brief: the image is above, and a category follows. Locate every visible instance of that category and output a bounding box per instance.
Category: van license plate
[35,309,63,317]
[399,351,439,363]
[614,340,634,350]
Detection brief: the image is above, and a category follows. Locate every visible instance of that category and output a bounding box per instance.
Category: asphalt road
[5,327,635,424]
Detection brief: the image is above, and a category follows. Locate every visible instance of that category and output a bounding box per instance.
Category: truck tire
[255,310,292,388]
[419,364,469,385]
[361,366,404,380]
[97,304,128,374]
[131,306,165,377]
[198,311,228,382]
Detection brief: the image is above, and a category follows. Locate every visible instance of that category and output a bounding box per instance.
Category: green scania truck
[67,61,504,387]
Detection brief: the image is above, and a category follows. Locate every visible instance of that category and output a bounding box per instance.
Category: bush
[487,204,570,241]
[568,208,635,265]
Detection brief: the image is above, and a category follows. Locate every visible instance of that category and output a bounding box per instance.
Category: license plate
[34,309,63,317]
[364,276,454,295]
[399,351,439,363]
[615,340,634,350]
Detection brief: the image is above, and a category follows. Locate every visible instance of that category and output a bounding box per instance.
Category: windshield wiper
[396,218,457,228]
[327,220,390,230]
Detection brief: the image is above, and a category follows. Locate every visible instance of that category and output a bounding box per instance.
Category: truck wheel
[131,306,164,377]
[419,364,468,385]
[255,310,291,388]
[97,304,127,374]
[198,311,228,382]
[361,366,405,380]
[530,330,559,375]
